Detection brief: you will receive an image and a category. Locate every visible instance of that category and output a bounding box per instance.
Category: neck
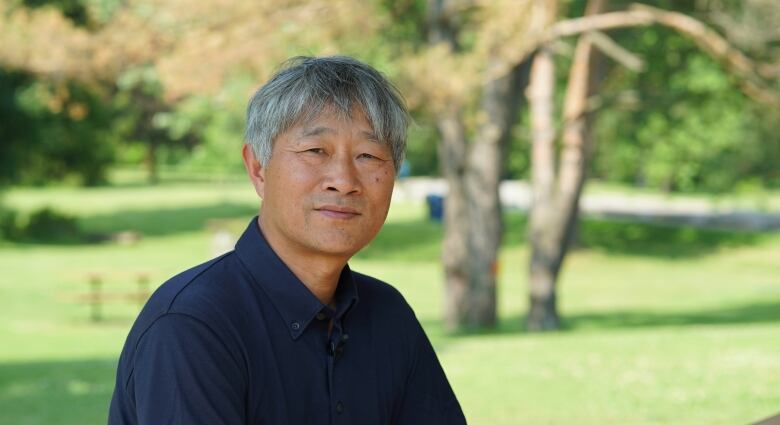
[257,216,347,306]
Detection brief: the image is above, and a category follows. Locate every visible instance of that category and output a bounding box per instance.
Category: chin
[312,240,367,258]
[310,230,374,255]
[321,244,364,258]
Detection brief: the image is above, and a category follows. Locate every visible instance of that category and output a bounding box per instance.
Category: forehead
[290,106,379,140]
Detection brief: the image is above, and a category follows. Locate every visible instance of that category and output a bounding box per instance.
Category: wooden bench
[67,272,153,322]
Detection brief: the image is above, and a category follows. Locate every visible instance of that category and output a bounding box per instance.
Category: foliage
[590,21,780,192]
[0,0,779,192]
[0,70,38,186]
[0,206,82,242]
[0,70,118,186]
[0,208,20,240]
[21,0,91,26]
[405,119,441,176]
[23,207,82,242]
[163,78,251,175]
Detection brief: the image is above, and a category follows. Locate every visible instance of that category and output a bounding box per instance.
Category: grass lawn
[1,179,779,424]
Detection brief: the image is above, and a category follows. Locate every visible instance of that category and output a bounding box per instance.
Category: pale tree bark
[527,44,559,331]
[527,0,607,331]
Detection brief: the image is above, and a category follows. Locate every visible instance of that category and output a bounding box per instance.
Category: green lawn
[1,180,779,424]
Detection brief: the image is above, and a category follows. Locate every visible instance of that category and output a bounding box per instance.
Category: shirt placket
[324,313,350,425]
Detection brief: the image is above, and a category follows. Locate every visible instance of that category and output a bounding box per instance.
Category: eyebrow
[300,126,381,143]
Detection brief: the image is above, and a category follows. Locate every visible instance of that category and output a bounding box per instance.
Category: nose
[322,153,361,195]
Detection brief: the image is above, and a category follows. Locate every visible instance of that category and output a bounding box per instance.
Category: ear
[242,144,266,199]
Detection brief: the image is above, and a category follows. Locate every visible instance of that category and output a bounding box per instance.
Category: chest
[243,311,410,425]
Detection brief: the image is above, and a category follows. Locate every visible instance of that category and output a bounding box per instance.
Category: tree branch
[585,30,644,72]
[542,3,780,110]
[545,9,654,40]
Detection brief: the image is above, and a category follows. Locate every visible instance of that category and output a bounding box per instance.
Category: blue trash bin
[425,194,444,222]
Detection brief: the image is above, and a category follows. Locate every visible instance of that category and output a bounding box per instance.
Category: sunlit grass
[1,180,780,424]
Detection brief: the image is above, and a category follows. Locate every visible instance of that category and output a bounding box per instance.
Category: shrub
[0,208,20,240]
[21,208,82,243]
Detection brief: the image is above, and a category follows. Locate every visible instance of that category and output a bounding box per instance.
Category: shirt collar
[234,217,359,340]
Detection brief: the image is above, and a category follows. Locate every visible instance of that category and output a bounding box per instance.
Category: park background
[1,0,779,424]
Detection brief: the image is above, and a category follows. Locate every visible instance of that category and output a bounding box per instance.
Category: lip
[315,204,361,219]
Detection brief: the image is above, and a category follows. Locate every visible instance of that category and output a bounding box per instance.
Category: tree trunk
[526,0,606,331]
[458,57,522,329]
[429,0,526,331]
[527,44,561,331]
[439,61,527,330]
[437,105,472,331]
[427,0,476,331]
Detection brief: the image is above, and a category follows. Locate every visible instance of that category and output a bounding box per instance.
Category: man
[108,56,467,425]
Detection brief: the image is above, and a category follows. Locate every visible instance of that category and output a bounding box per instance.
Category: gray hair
[245,56,409,171]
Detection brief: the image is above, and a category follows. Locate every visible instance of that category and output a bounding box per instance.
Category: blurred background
[1,0,779,424]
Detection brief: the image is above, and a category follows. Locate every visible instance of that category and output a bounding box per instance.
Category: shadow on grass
[5,203,256,246]
[421,299,780,339]
[510,213,765,258]
[0,357,117,425]
[357,212,764,262]
[79,202,256,239]
[563,299,780,331]
[576,219,766,258]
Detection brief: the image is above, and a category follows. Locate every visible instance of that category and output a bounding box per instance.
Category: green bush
[23,208,81,242]
[0,208,20,240]
[2,208,84,243]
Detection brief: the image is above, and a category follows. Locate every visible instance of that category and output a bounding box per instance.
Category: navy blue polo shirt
[108,217,466,425]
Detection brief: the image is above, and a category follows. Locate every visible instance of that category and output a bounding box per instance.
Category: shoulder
[137,252,242,321]
[114,252,254,380]
[121,251,253,357]
[351,270,413,314]
[349,270,423,344]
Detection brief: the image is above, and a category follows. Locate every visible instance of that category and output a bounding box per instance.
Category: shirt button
[316,312,327,321]
[336,401,344,414]
[291,322,300,331]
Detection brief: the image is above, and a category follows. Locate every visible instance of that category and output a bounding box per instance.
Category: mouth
[315,205,361,220]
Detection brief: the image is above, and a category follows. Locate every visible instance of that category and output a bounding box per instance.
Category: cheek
[370,172,394,206]
[268,160,317,191]
[377,169,391,183]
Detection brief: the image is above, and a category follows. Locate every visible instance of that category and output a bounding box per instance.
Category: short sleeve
[130,313,246,425]
[395,316,467,425]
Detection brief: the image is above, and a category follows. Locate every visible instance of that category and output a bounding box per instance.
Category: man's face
[244,108,395,259]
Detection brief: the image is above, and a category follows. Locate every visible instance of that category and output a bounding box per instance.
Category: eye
[302,148,325,155]
[358,153,383,161]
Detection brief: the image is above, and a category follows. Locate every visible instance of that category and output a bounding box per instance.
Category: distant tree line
[0,0,777,192]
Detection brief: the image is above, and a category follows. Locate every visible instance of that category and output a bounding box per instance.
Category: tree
[0,0,386,184]
[527,0,607,330]
[418,0,541,330]
[524,0,780,330]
